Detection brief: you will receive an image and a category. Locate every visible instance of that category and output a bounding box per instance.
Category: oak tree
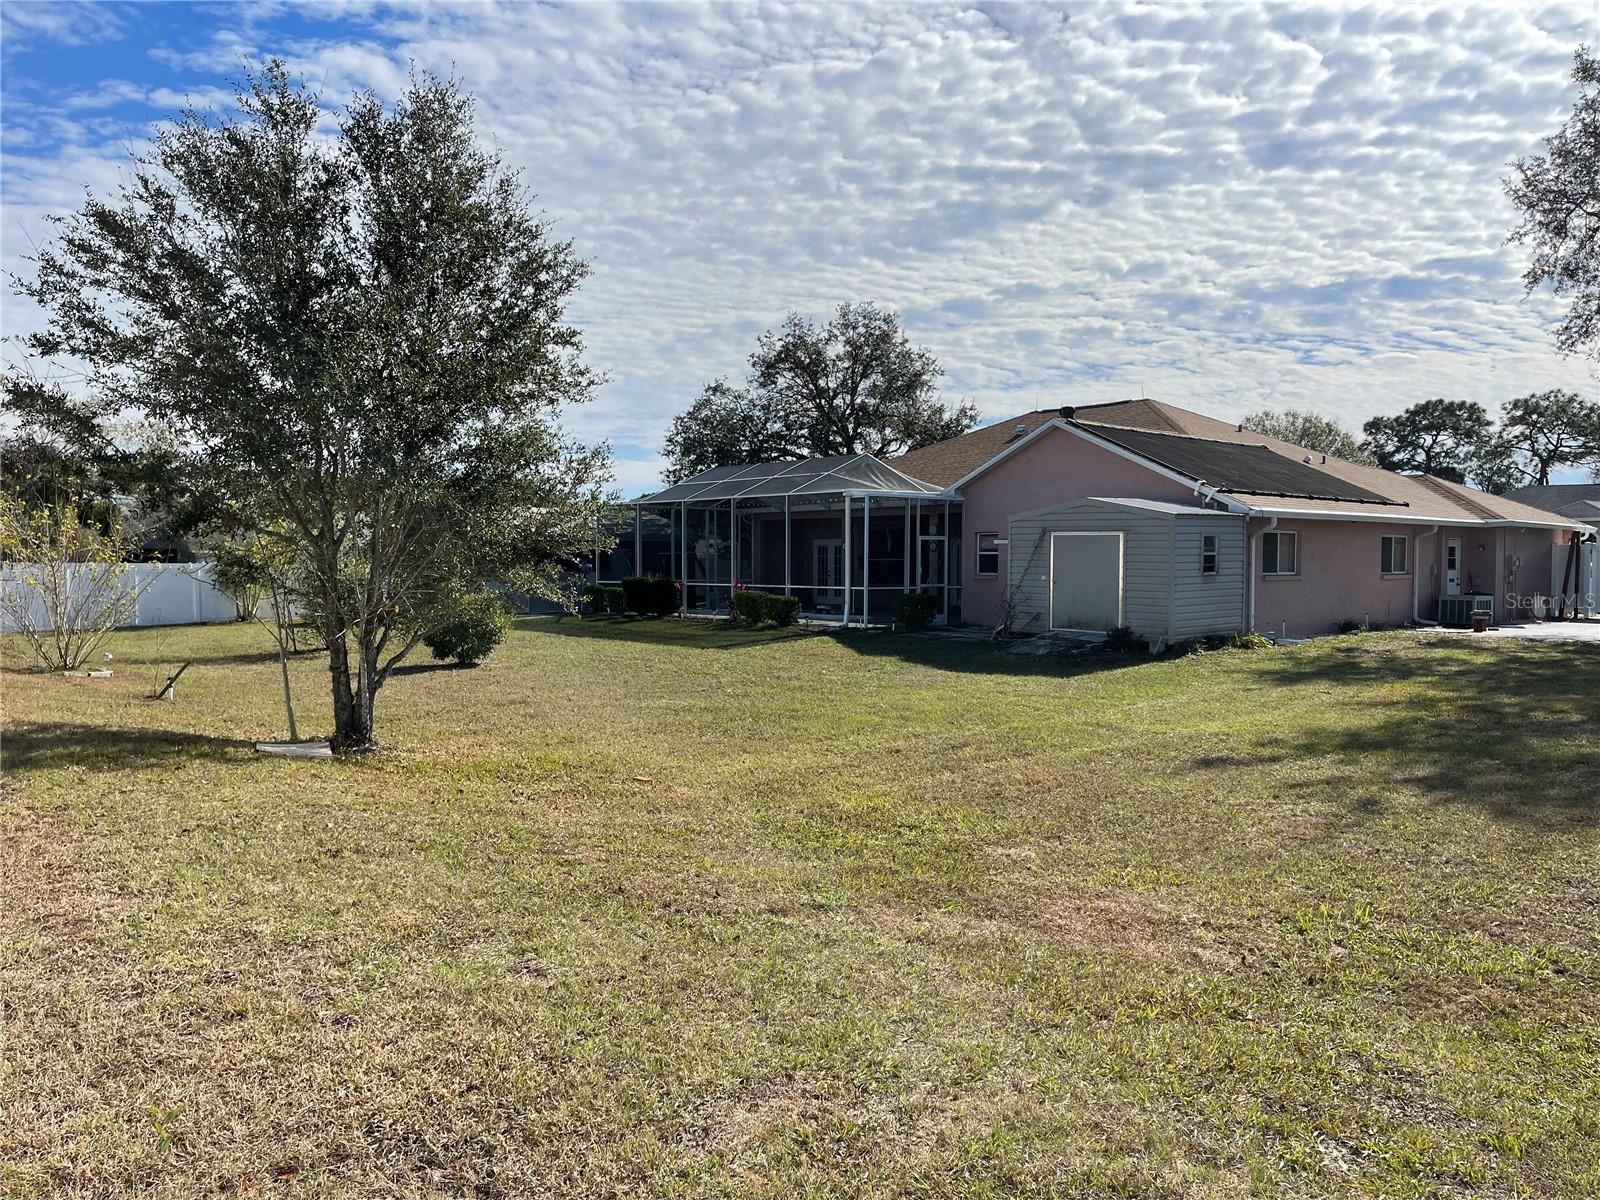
[663,303,974,480]
[7,64,611,752]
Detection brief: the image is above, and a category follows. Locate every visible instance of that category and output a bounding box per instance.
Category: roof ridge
[1077,418,1267,448]
[1075,399,1187,433]
[1414,474,1501,520]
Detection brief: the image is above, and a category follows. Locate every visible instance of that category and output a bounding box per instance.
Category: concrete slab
[256,741,334,758]
[1439,619,1600,645]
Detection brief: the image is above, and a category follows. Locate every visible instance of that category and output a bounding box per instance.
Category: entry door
[1050,532,1124,631]
[1445,538,1462,596]
[814,540,844,604]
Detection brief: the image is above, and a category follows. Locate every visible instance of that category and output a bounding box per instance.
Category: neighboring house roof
[1505,484,1600,520]
[638,452,940,504]
[887,398,1592,530]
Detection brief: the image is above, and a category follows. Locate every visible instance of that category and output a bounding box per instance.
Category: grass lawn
[3,617,1598,1198]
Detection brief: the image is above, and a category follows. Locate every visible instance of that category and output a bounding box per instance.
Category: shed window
[1201,534,1218,575]
[975,532,1000,577]
[1381,535,1408,575]
[1262,531,1297,576]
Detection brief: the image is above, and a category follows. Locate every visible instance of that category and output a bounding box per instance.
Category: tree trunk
[326,623,375,753]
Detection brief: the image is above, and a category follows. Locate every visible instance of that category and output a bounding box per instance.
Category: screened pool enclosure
[594,454,964,625]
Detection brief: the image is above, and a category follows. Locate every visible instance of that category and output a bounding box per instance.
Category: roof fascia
[1244,504,1592,532]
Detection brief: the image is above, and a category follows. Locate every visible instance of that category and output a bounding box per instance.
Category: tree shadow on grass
[3,722,256,774]
[520,614,818,652]
[835,630,1159,678]
[389,660,478,677]
[1216,636,1600,826]
[525,614,1155,678]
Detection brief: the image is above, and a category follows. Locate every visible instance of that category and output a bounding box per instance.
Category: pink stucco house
[618,399,1595,641]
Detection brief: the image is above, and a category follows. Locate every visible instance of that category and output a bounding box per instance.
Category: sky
[2,1,1596,493]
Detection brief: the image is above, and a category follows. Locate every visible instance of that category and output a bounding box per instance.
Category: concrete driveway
[1441,619,1600,644]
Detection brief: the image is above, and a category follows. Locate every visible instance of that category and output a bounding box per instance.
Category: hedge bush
[731,589,801,627]
[1104,624,1147,653]
[621,575,679,616]
[583,584,628,615]
[891,590,939,630]
[423,592,510,665]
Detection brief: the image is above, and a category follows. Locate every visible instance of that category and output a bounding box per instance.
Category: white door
[1049,532,1124,631]
[1445,538,1461,596]
[814,539,844,605]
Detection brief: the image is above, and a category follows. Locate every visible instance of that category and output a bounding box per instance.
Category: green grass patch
[2,619,1597,1197]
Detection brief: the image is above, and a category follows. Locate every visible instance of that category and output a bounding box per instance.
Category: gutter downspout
[1248,516,1278,634]
[1412,524,1439,626]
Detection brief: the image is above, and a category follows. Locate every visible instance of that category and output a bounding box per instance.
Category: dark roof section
[638,453,941,504]
[1076,423,1403,506]
[1506,483,1600,520]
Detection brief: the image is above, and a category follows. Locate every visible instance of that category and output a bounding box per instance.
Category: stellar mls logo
[1504,590,1596,608]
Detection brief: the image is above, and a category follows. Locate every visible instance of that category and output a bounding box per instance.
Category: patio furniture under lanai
[600,454,963,626]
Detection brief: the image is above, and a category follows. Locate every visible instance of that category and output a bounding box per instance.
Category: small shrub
[0,492,155,671]
[583,584,627,615]
[1168,631,1273,656]
[621,575,679,616]
[1221,631,1273,651]
[1104,625,1147,653]
[730,588,769,623]
[891,590,939,630]
[729,589,801,626]
[1336,618,1367,634]
[423,592,510,665]
[767,595,801,627]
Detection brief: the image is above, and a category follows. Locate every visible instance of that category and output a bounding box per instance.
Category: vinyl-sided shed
[1006,497,1246,643]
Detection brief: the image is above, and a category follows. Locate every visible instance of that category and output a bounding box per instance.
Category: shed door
[1050,532,1124,631]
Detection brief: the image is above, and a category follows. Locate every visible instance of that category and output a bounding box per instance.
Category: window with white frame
[1380,535,1408,575]
[975,532,1000,577]
[1261,530,1297,576]
[1201,534,1218,575]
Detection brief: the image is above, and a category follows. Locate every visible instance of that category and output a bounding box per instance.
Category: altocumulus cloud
[2,0,1595,492]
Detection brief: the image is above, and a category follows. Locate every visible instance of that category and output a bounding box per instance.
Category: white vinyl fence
[0,561,241,632]
[1553,539,1598,619]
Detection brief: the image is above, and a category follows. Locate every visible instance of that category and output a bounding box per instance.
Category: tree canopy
[1486,389,1600,488]
[6,63,611,751]
[662,303,975,480]
[1240,409,1373,465]
[1360,399,1494,484]
[1505,45,1600,360]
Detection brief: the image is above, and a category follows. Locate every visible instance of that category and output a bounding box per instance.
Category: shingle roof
[886,409,1063,488]
[886,398,1592,528]
[1505,484,1600,520]
[887,398,1254,487]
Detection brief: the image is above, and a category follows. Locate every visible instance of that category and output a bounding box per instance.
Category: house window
[975,532,1000,577]
[1381,535,1408,575]
[1262,530,1297,576]
[1201,534,1218,575]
